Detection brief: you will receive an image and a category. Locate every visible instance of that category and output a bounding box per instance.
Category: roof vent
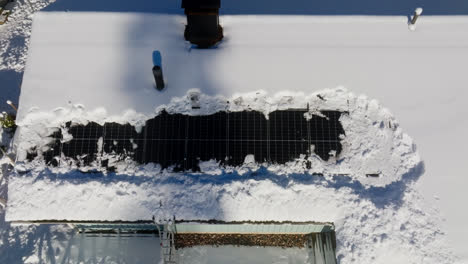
[182,0,224,48]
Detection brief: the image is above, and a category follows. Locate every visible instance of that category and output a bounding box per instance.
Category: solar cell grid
[52,122,102,165]
[37,110,344,171]
[228,111,267,140]
[227,111,268,165]
[68,122,103,140]
[308,111,345,160]
[269,110,310,163]
[41,129,62,166]
[61,139,98,165]
[188,112,227,140]
[103,123,139,152]
[185,112,229,170]
[142,112,187,167]
[269,110,308,140]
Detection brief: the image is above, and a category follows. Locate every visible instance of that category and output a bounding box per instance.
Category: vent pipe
[152,50,165,90]
[182,0,223,48]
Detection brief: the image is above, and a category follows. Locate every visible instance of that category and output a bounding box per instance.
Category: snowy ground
[1,1,468,264]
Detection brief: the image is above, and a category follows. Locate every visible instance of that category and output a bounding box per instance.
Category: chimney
[182,0,223,48]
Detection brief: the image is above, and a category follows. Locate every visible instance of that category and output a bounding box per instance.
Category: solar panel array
[37,110,344,171]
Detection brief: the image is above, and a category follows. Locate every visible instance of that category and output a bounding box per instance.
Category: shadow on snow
[29,160,425,210]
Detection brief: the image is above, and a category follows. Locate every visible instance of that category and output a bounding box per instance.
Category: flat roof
[9,12,468,227]
[17,12,468,123]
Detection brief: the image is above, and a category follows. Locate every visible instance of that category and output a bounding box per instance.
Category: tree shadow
[1,162,65,264]
[0,215,56,264]
[0,70,22,113]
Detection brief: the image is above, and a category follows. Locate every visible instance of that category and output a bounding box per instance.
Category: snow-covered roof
[11,9,468,211]
[6,11,468,263]
[17,13,468,123]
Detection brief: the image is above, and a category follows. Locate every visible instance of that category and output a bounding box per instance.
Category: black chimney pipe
[182,0,223,48]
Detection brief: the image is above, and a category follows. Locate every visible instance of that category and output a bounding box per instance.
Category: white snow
[5,161,455,263]
[2,9,468,264]
[4,85,447,263]
[0,127,5,147]
[16,13,468,124]
[244,154,256,164]
[408,24,416,31]
[415,7,423,16]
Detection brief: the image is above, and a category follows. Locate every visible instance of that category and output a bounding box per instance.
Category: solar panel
[37,109,345,171]
[227,111,268,166]
[142,111,187,169]
[186,112,228,170]
[102,122,142,163]
[269,110,309,163]
[41,128,62,166]
[309,111,345,160]
[61,122,103,166]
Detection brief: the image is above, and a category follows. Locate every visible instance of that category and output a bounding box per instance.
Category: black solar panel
[38,109,345,171]
[102,122,142,163]
[186,112,228,170]
[309,111,344,160]
[61,122,103,166]
[41,128,62,166]
[227,111,268,165]
[269,110,310,163]
[142,112,187,169]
